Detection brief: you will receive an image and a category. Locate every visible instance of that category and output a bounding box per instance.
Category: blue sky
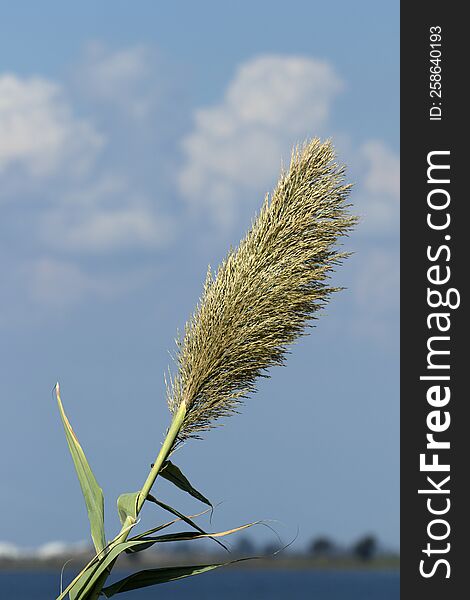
[0,1,399,553]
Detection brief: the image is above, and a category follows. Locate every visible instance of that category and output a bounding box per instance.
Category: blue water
[0,569,398,599]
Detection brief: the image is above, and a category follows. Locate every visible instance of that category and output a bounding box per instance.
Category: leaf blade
[55,383,106,555]
[126,521,259,553]
[147,496,228,551]
[63,540,152,599]
[160,461,213,508]
[117,491,139,526]
[101,563,227,597]
[130,507,211,542]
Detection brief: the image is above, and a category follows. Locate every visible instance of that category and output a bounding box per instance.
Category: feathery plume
[53,138,357,598]
[167,138,357,443]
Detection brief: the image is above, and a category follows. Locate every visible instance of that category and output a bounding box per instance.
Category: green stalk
[115,401,187,543]
[85,402,187,600]
[137,402,186,514]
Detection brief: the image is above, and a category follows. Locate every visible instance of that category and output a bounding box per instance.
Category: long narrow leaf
[55,383,106,554]
[56,525,129,600]
[150,522,258,542]
[64,539,154,600]
[147,496,228,551]
[101,533,293,597]
[58,508,213,597]
[160,461,212,508]
[57,536,153,600]
[125,508,212,554]
[129,507,211,542]
[126,521,258,554]
[56,543,109,600]
[101,558,253,597]
[69,565,106,600]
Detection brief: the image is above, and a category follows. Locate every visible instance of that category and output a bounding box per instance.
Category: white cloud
[76,43,165,120]
[1,48,398,328]
[0,254,162,327]
[354,250,399,312]
[362,141,399,198]
[0,542,20,559]
[0,47,185,316]
[24,257,159,311]
[179,55,343,227]
[27,258,106,308]
[43,204,175,252]
[0,74,104,177]
[223,55,341,133]
[0,541,91,560]
[0,64,177,256]
[35,540,89,559]
[351,248,399,345]
[36,172,176,252]
[355,140,399,234]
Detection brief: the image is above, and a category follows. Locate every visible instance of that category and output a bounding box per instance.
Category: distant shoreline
[0,553,399,572]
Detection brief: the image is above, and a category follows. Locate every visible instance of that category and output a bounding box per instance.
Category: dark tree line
[309,534,378,561]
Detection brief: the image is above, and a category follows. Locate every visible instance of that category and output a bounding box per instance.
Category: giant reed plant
[54,138,356,598]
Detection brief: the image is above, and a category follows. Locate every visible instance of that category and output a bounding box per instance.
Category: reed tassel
[56,137,356,599]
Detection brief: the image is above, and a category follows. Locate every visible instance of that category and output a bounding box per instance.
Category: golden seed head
[167,138,357,443]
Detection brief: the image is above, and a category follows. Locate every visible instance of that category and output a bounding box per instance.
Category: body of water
[0,568,398,599]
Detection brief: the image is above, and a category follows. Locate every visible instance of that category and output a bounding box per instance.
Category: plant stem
[85,402,187,600]
[114,401,187,543]
[137,402,186,514]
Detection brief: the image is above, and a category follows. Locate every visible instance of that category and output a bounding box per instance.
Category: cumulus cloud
[43,203,176,252]
[26,258,107,308]
[1,48,179,255]
[354,250,399,313]
[80,44,149,93]
[0,74,104,177]
[1,47,398,329]
[178,55,343,227]
[23,257,159,310]
[0,52,181,317]
[0,542,21,559]
[351,248,399,345]
[355,140,399,235]
[75,43,176,122]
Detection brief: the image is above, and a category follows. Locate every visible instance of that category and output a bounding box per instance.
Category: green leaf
[101,564,222,596]
[124,540,156,554]
[60,540,151,600]
[125,508,212,553]
[126,521,258,554]
[101,563,237,596]
[160,461,213,508]
[146,496,228,551]
[58,511,213,596]
[68,564,102,600]
[117,491,139,526]
[60,521,259,598]
[55,383,106,555]
[130,507,211,541]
